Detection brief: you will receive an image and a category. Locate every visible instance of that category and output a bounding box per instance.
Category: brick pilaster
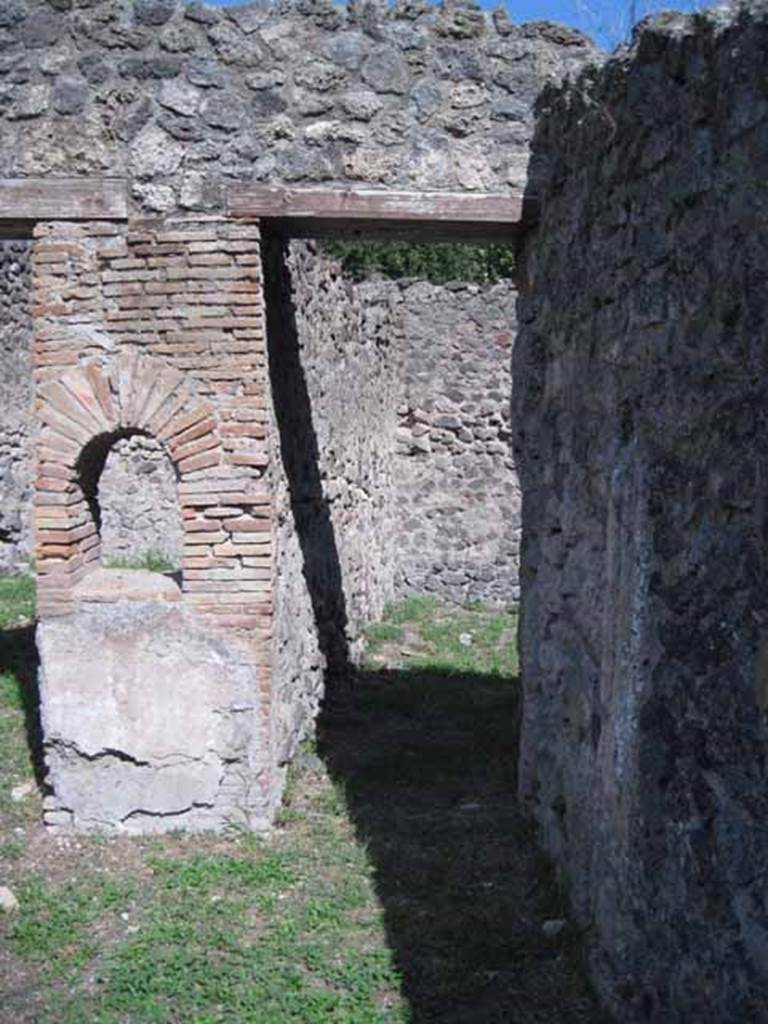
[32,218,273,777]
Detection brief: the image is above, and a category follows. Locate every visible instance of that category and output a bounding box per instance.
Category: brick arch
[35,353,222,616]
[38,354,219,478]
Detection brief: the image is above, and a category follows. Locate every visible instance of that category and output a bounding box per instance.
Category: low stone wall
[39,579,266,833]
[395,278,518,607]
[0,239,33,572]
[514,6,768,1020]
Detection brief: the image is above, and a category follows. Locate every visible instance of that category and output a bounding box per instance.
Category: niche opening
[76,428,183,580]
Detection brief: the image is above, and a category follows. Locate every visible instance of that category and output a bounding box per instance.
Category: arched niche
[77,427,183,574]
[35,353,222,614]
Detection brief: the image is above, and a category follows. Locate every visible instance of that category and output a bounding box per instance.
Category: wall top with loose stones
[525,1,766,211]
[0,0,598,214]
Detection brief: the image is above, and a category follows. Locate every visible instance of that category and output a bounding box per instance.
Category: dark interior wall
[514,7,768,1021]
[0,239,32,571]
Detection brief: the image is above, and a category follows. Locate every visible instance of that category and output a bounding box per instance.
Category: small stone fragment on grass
[0,886,19,913]
[459,633,473,646]
[10,780,35,802]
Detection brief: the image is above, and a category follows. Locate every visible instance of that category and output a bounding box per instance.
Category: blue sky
[206,0,704,49]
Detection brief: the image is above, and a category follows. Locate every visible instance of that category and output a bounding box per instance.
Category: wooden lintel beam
[230,187,535,238]
[260,217,521,244]
[0,178,128,222]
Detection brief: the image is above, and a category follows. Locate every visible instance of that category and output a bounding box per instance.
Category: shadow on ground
[318,668,607,1024]
[259,236,607,1022]
[0,621,43,785]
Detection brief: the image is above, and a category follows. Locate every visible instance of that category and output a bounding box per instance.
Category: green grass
[9,874,137,974]
[381,594,441,626]
[365,595,518,678]
[0,573,35,629]
[0,574,39,840]
[0,669,39,839]
[364,622,404,646]
[0,582,603,1024]
[102,550,177,574]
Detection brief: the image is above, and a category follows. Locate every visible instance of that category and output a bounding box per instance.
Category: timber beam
[229,187,536,242]
[0,178,128,228]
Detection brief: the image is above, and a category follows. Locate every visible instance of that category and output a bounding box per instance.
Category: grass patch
[102,550,177,574]
[0,573,35,629]
[382,594,441,626]
[0,582,602,1023]
[365,595,518,678]
[9,874,136,974]
[364,621,404,650]
[0,668,40,833]
[0,577,39,836]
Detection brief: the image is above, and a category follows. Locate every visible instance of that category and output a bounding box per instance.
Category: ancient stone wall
[0,240,33,571]
[0,237,186,577]
[395,277,518,607]
[5,242,521,606]
[266,239,400,746]
[281,245,400,644]
[99,434,183,567]
[0,0,593,589]
[4,0,596,842]
[0,0,594,207]
[266,247,520,724]
[514,6,768,1020]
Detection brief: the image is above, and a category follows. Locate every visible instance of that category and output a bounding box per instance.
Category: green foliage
[383,595,441,626]
[0,668,38,834]
[322,240,515,284]
[52,839,405,1024]
[0,669,26,714]
[0,576,39,833]
[0,573,36,628]
[147,851,297,902]
[102,550,177,574]
[364,622,404,647]
[367,596,519,678]
[9,874,136,974]
[414,605,519,678]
